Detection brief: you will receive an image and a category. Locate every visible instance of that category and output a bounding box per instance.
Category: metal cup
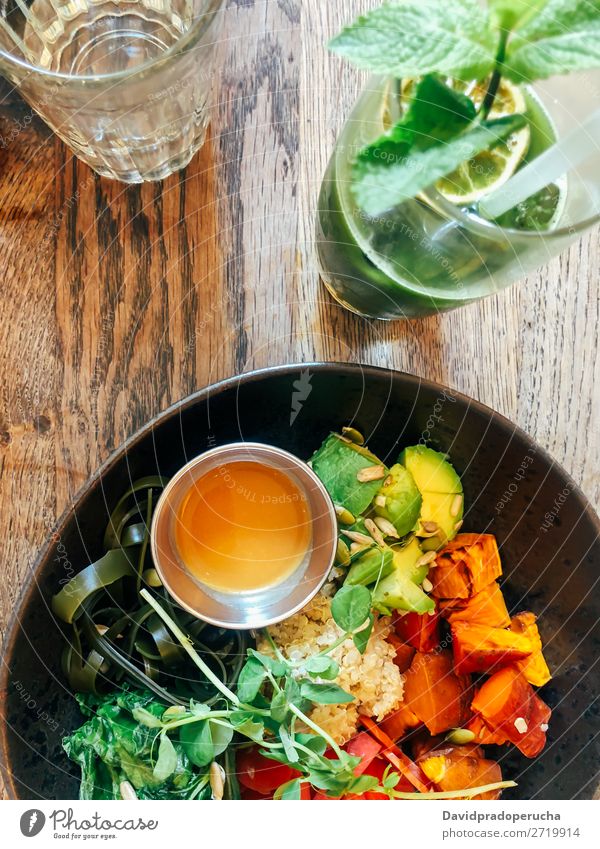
[150,442,337,629]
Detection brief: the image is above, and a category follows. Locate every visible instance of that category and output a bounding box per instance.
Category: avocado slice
[345,546,394,587]
[372,537,434,615]
[373,463,422,536]
[398,446,463,551]
[310,434,387,515]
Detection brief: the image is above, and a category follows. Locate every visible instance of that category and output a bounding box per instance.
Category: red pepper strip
[359,716,433,794]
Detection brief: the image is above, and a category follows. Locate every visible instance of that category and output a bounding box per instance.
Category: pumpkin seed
[341,426,365,445]
[373,516,399,538]
[334,504,355,525]
[365,518,385,547]
[446,728,476,745]
[143,568,162,587]
[335,538,351,567]
[350,542,370,555]
[450,494,463,518]
[357,465,386,483]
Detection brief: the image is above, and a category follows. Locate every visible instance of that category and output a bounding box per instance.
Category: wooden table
[0,0,598,795]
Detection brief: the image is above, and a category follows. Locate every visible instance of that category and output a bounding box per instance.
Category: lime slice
[436,79,531,206]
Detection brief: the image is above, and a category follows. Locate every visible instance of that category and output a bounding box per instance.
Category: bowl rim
[1,361,599,799]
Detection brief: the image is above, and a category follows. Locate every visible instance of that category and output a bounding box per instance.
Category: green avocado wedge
[345,545,394,587]
[372,463,422,536]
[310,433,387,515]
[398,446,464,551]
[372,537,434,615]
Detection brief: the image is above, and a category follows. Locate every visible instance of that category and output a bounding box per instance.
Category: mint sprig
[329,0,499,81]
[352,75,526,215]
[502,0,600,82]
[330,0,600,214]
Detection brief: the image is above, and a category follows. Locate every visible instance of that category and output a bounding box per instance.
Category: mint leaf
[351,75,527,216]
[489,0,548,30]
[504,0,600,81]
[329,0,498,80]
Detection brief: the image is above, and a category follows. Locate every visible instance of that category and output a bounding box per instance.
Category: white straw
[479,107,600,220]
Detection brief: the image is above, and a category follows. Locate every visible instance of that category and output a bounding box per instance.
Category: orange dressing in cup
[174,460,312,593]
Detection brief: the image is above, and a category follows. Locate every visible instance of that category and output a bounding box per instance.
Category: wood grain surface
[0,0,598,797]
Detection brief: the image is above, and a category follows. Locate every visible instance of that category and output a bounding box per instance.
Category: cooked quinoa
[258,593,404,744]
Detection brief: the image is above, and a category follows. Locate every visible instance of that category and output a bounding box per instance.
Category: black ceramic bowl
[1,364,599,800]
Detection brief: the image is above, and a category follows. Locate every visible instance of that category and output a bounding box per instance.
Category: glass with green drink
[316,0,600,319]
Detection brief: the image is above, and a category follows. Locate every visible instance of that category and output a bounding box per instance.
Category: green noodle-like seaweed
[52,477,248,705]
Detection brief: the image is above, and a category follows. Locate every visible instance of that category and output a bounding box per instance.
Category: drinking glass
[316,73,600,320]
[0,0,223,182]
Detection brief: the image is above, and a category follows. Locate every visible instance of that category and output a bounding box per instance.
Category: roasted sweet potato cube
[386,632,416,673]
[466,715,509,746]
[394,610,441,653]
[379,701,421,742]
[451,621,532,675]
[404,650,472,735]
[510,612,551,687]
[439,582,511,628]
[471,665,550,758]
[514,692,551,758]
[431,534,502,599]
[417,746,503,799]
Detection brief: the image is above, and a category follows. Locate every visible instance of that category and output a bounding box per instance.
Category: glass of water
[0,0,223,182]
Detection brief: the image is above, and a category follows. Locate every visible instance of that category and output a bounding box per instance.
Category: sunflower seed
[513,717,528,734]
[365,518,385,547]
[341,426,365,445]
[373,516,399,538]
[345,530,375,546]
[422,577,433,593]
[383,475,392,487]
[374,495,387,508]
[450,494,463,518]
[416,551,437,568]
[421,521,439,534]
[357,465,386,483]
[210,761,225,800]
[119,781,138,800]
[96,624,109,636]
[446,728,476,745]
[334,504,355,525]
[454,520,464,532]
[335,538,351,567]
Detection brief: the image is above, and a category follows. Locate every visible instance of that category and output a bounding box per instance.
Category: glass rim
[0,0,222,85]
[427,186,600,241]
[353,75,600,241]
